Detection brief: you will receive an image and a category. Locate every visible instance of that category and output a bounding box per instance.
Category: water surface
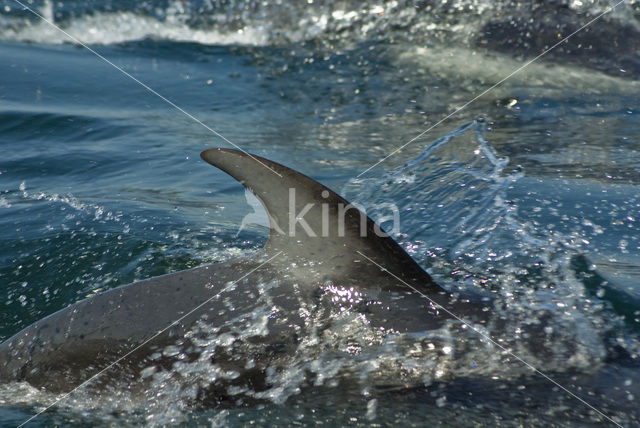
[1,0,639,426]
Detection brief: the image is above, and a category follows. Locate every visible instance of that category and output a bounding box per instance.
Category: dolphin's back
[0,148,465,402]
[0,260,267,390]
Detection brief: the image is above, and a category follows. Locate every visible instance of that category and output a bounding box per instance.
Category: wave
[0,1,636,46]
[2,0,637,77]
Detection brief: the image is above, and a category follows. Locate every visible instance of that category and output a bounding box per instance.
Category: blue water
[1,0,639,426]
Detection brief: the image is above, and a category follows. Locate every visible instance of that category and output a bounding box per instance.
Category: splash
[1,0,637,53]
[344,120,618,371]
[2,121,638,426]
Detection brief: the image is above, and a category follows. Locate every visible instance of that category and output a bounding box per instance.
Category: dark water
[0,0,639,426]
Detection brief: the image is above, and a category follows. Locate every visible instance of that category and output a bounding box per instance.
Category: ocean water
[0,0,639,426]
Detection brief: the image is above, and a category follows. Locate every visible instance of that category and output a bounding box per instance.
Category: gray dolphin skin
[0,149,486,406]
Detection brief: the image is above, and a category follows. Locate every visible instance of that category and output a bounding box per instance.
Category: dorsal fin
[201,148,444,294]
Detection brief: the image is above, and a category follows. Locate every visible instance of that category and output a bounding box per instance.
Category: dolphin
[0,148,487,407]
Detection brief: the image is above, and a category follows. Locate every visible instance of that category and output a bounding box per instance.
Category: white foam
[0,1,416,47]
[2,7,273,46]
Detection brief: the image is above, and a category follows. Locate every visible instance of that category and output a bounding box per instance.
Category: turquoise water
[1,0,639,426]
